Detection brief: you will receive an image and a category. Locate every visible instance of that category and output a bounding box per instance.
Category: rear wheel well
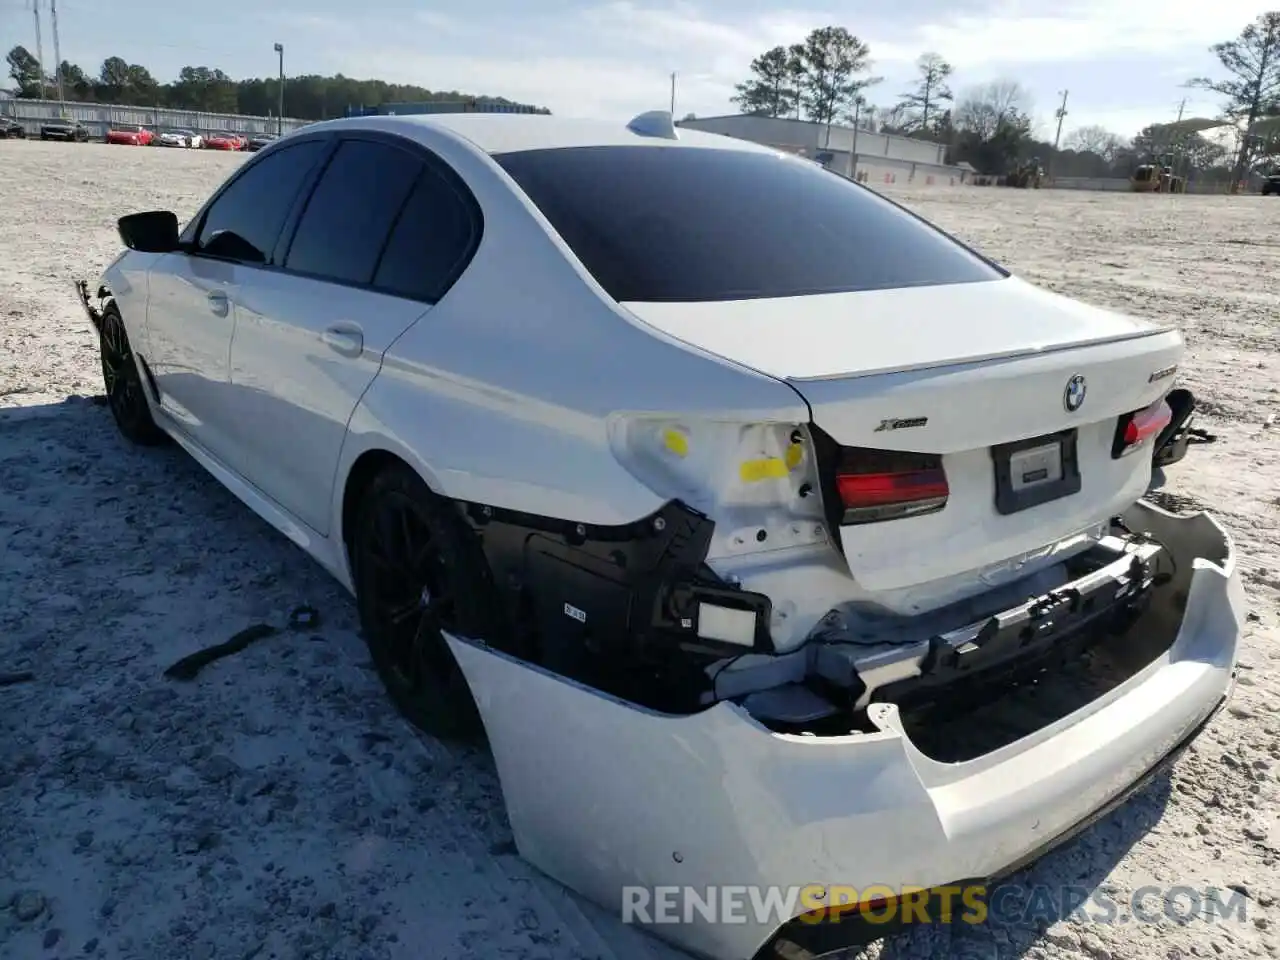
[342,449,412,558]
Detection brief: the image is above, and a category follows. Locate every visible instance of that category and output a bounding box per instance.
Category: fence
[0,98,313,139]
[1051,176,1244,194]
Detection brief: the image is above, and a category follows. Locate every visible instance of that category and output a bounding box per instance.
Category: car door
[144,137,330,459]
[223,134,482,535]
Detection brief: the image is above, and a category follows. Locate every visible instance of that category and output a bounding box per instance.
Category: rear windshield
[493,145,1003,303]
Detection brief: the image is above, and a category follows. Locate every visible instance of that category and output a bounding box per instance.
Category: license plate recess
[991,428,1081,515]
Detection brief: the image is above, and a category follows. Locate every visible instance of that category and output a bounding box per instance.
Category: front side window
[195,139,328,264]
[494,145,1004,303]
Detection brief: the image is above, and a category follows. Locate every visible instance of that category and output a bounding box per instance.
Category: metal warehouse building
[676,114,969,186]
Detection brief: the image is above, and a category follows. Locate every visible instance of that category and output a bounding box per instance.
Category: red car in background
[106,125,155,146]
[204,133,244,151]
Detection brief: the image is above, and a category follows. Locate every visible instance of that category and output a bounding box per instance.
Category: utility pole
[669,71,676,116]
[273,43,285,136]
[850,95,864,180]
[50,0,64,105]
[1052,89,1069,152]
[31,0,45,99]
[1046,89,1068,182]
[1172,97,1187,184]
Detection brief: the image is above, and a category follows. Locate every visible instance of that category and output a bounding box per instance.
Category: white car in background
[75,111,1242,960]
[157,128,202,148]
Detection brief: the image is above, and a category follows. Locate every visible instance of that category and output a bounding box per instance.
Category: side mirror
[117,210,180,253]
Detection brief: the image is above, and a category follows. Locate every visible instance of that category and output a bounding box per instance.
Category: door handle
[321,326,364,357]
[206,291,230,317]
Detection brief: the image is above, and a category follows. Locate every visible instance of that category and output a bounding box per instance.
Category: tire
[99,304,167,446]
[350,464,509,741]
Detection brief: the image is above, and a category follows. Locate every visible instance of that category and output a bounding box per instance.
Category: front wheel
[99,305,167,446]
[351,465,508,741]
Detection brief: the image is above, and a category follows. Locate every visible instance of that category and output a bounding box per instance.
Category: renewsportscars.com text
[621,883,1250,927]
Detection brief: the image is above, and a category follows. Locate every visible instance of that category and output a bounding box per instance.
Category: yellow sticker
[785,442,804,470]
[739,457,789,482]
[662,428,689,458]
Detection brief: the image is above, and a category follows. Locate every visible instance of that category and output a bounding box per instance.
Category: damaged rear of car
[439,144,1241,959]
[448,497,1240,960]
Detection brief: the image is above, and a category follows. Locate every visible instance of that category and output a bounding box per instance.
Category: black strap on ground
[163,623,278,681]
[161,606,322,681]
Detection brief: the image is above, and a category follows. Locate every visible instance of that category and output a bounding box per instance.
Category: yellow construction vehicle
[1130,154,1186,193]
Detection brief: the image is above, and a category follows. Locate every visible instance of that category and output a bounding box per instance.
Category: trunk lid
[622,277,1186,616]
[620,276,1165,382]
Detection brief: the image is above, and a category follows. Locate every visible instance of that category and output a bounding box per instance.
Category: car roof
[298,112,779,156]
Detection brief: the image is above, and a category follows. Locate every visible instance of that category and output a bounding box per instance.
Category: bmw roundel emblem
[1063,374,1087,413]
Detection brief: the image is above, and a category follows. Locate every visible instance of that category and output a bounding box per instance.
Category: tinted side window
[284,140,424,285]
[494,146,1003,303]
[196,140,327,264]
[372,165,479,303]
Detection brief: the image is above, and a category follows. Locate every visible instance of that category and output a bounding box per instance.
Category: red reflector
[837,469,949,507]
[833,447,949,524]
[1123,399,1173,448]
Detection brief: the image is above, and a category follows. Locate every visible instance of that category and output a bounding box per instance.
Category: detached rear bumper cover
[446,501,1244,960]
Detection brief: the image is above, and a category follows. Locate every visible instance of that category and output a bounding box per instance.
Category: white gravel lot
[0,140,1278,960]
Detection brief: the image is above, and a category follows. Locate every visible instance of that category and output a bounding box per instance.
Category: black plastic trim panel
[872,550,1154,713]
[456,498,773,713]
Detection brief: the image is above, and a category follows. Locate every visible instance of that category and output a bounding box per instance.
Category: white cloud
[900,0,1265,70]
[276,0,1259,125]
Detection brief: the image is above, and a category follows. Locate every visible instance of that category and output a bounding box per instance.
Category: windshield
[493,145,1003,303]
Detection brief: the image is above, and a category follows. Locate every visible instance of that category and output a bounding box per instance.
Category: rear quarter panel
[334,124,812,529]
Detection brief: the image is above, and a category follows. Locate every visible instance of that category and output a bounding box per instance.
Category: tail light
[835,447,949,525]
[1112,397,1173,459]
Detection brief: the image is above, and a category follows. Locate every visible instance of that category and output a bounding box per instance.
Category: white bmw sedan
[156,128,202,148]
[76,111,1243,960]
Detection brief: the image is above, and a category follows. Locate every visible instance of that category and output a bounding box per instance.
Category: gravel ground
[1,140,1278,960]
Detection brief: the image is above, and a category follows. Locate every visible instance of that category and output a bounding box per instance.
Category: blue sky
[0,0,1266,138]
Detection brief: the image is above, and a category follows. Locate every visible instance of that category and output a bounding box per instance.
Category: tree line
[3,46,546,119]
[730,14,1280,180]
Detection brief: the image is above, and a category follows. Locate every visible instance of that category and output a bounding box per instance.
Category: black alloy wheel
[353,465,507,741]
[99,307,166,446]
